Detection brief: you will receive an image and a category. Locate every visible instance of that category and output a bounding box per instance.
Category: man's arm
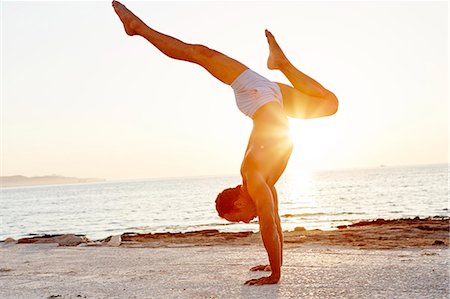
[272,186,283,266]
[250,186,283,272]
[244,173,281,286]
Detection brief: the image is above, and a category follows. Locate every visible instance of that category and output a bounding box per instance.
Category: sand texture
[0,244,448,299]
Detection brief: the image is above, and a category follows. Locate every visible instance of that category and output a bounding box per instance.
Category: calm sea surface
[1,165,448,240]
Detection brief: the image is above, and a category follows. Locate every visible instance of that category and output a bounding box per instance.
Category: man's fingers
[250,264,271,271]
[245,277,267,285]
[255,277,273,285]
[244,279,256,285]
[246,279,263,286]
[245,276,279,286]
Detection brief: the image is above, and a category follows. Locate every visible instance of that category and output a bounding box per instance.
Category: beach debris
[107,235,122,247]
[84,241,103,247]
[337,217,450,230]
[0,268,13,272]
[120,230,255,247]
[421,252,437,256]
[417,225,449,231]
[2,238,16,243]
[294,226,306,232]
[17,234,88,246]
[432,240,445,246]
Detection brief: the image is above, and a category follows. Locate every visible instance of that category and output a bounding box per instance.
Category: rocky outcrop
[16,234,88,246]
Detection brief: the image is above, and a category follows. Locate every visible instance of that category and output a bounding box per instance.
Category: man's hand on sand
[244,275,280,286]
[250,264,271,272]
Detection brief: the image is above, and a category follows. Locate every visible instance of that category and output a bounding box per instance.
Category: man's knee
[187,44,215,62]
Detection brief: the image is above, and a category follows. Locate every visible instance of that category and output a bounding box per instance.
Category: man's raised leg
[265,30,338,118]
[112,1,248,85]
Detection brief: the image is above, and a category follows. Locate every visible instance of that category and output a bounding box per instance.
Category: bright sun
[288,117,343,171]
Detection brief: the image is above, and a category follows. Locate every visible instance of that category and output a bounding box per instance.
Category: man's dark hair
[215,185,242,217]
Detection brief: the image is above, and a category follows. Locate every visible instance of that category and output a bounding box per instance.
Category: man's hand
[244,275,280,286]
[250,264,271,272]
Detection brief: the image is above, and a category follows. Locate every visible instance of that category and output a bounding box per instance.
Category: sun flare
[288,118,343,171]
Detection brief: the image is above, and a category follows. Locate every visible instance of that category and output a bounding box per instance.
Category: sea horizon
[1,164,448,241]
[2,162,447,188]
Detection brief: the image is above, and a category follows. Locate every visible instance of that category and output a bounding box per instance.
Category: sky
[1,1,448,180]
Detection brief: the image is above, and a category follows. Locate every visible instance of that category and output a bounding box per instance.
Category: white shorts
[231,69,283,118]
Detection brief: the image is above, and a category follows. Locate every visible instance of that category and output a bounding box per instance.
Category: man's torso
[241,102,293,187]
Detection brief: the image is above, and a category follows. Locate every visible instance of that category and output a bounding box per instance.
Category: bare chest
[241,136,293,185]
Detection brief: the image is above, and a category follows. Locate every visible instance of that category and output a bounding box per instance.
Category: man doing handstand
[112,1,338,286]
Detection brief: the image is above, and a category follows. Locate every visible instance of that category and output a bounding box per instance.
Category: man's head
[215,185,257,223]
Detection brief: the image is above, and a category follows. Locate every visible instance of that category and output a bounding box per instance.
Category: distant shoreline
[0,175,105,188]
[1,163,447,187]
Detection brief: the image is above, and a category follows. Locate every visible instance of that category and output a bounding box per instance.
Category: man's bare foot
[265,30,288,70]
[112,1,144,36]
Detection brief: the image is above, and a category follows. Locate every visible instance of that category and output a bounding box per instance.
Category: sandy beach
[0,244,448,299]
[1,218,448,298]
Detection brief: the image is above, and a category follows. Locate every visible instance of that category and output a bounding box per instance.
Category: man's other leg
[113,1,248,85]
[265,30,338,118]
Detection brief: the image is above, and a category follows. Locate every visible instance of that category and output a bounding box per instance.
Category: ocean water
[1,164,448,240]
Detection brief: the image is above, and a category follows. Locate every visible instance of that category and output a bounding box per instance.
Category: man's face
[223,194,257,223]
[223,209,256,223]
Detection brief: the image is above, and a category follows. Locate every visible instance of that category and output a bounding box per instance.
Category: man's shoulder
[244,172,274,204]
[242,169,265,185]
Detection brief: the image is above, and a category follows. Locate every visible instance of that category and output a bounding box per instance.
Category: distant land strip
[0,175,105,188]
